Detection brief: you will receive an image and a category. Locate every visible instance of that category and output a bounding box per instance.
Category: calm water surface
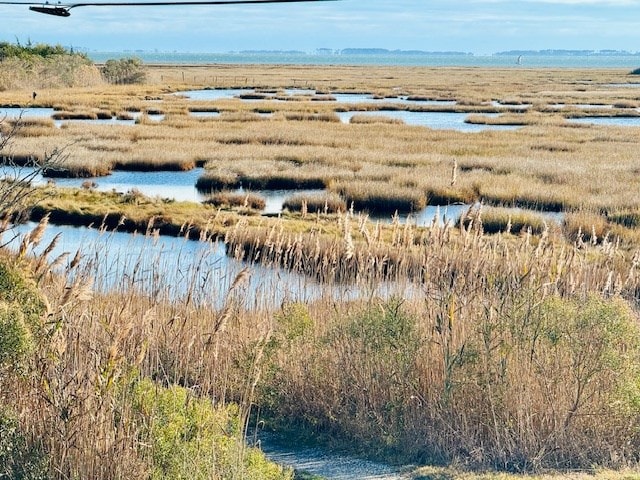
[7,222,395,309]
[89,51,640,69]
[52,168,205,202]
[0,107,55,118]
[567,116,640,126]
[4,165,564,227]
[175,89,456,106]
[337,110,518,132]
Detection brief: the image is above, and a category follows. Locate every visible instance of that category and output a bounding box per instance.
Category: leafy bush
[258,291,640,470]
[0,260,46,370]
[0,303,34,369]
[0,41,79,61]
[101,57,146,85]
[0,44,101,90]
[0,261,47,328]
[262,299,422,457]
[132,378,292,480]
[0,411,48,480]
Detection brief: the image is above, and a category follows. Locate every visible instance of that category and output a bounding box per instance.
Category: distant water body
[88,51,640,69]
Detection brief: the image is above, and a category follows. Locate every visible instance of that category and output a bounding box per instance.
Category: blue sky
[1,0,640,54]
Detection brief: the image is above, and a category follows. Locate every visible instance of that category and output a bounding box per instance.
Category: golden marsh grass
[3,63,640,476]
[4,75,640,223]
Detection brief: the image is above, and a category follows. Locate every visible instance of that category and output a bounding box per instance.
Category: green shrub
[0,41,79,61]
[275,303,314,343]
[0,303,33,369]
[132,378,292,480]
[101,57,146,85]
[0,41,99,90]
[0,261,47,329]
[263,299,422,457]
[0,411,48,480]
[0,260,46,370]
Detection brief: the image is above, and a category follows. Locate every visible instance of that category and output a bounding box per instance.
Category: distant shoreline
[88,51,640,69]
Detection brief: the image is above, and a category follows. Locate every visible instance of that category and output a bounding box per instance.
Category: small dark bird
[32,91,37,100]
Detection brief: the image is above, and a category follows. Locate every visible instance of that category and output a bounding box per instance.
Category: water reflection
[174,88,456,106]
[605,83,640,88]
[369,204,468,227]
[246,188,326,214]
[491,101,530,109]
[190,111,221,118]
[54,113,164,128]
[174,88,251,100]
[337,110,518,132]
[550,103,613,109]
[3,167,206,203]
[6,222,411,309]
[60,169,203,202]
[0,107,55,118]
[567,116,640,126]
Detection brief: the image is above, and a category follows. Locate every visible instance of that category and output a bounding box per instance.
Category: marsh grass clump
[4,118,55,138]
[607,209,640,228]
[334,180,426,214]
[261,299,422,458]
[115,111,135,120]
[260,293,640,470]
[204,190,266,211]
[42,157,113,178]
[457,206,549,235]
[349,114,404,125]
[249,222,640,468]
[426,186,476,205]
[282,192,346,214]
[217,111,268,122]
[196,172,240,191]
[197,171,327,193]
[477,179,572,213]
[0,221,293,479]
[612,100,639,109]
[563,210,610,243]
[114,157,196,172]
[283,112,340,122]
[52,111,96,120]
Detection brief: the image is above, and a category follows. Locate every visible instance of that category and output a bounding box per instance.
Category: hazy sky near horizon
[1,0,640,54]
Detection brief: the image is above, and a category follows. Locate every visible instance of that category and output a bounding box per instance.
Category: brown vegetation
[3,63,640,477]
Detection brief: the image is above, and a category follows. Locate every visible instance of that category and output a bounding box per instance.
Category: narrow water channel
[6,222,415,308]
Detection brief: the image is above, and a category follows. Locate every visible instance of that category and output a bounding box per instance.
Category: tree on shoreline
[0,41,101,90]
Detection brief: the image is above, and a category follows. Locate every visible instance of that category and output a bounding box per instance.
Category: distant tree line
[0,41,146,89]
[0,40,89,62]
